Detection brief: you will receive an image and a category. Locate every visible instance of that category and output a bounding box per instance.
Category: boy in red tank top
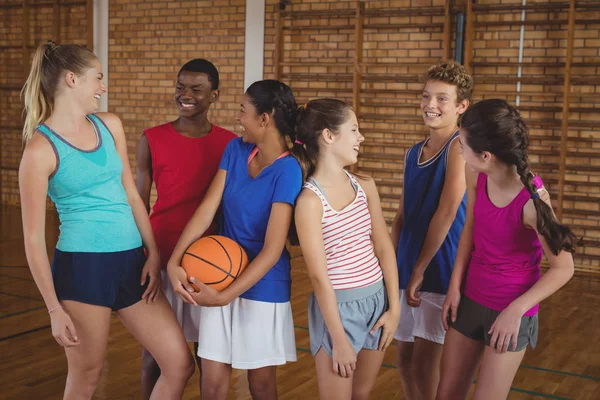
[136,59,237,399]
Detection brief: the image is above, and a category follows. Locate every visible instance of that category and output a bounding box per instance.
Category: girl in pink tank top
[437,99,576,400]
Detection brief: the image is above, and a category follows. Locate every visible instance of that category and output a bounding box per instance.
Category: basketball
[181,235,249,292]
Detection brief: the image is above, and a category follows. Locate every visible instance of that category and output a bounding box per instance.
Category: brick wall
[0,2,89,207]
[1,0,598,273]
[108,0,246,204]
[468,0,600,271]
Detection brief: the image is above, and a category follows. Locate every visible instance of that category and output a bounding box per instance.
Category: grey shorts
[450,295,538,352]
[308,280,387,357]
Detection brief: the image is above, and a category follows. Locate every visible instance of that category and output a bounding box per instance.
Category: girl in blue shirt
[168,80,303,400]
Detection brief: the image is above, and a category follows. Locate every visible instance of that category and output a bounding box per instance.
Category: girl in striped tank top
[292,99,400,399]
[437,100,576,400]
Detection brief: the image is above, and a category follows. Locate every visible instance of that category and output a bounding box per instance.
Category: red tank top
[145,122,237,268]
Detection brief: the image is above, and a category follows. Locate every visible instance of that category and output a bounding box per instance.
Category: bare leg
[473,346,526,400]
[314,348,354,400]
[200,359,232,400]
[117,296,194,400]
[436,329,484,400]
[351,349,386,400]
[61,300,112,400]
[248,366,278,400]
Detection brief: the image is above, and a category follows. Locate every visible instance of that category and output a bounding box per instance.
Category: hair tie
[294,140,304,146]
[530,191,540,200]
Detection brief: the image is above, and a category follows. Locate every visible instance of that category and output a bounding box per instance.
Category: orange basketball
[181,235,249,292]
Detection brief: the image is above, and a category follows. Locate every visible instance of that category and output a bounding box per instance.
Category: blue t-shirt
[219,138,302,303]
[397,132,466,295]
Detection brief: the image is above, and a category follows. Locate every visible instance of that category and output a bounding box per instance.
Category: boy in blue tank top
[391,60,473,400]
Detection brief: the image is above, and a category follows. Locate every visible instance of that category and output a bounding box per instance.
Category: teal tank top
[37,114,142,252]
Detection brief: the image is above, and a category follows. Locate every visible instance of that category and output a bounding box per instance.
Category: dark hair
[292,98,353,182]
[461,99,576,255]
[178,59,219,90]
[425,60,474,103]
[22,40,96,141]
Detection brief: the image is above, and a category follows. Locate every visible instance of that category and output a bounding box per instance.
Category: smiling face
[326,110,364,166]
[420,80,468,130]
[174,71,216,118]
[236,93,263,143]
[72,58,106,113]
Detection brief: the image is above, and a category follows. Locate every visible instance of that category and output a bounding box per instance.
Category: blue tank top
[37,114,142,252]
[397,131,466,294]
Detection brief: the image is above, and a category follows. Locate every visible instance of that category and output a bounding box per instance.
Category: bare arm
[19,136,58,311]
[488,189,574,353]
[212,202,294,303]
[135,132,153,214]
[414,141,466,273]
[168,170,225,267]
[391,155,408,253]
[296,190,347,345]
[447,165,477,292]
[19,134,79,347]
[294,189,357,377]
[510,191,574,314]
[97,112,160,301]
[359,176,400,308]
[166,169,226,304]
[359,176,401,351]
[391,192,404,254]
[407,140,466,305]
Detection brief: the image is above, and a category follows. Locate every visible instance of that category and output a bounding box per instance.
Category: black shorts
[51,246,148,311]
[450,295,538,352]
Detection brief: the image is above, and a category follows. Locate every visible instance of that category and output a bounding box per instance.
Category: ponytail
[516,157,576,255]
[461,99,577,255]
[21,40,96,142]
[22,41,55,142]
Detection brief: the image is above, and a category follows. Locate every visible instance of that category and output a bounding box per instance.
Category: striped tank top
[304,171,383,290]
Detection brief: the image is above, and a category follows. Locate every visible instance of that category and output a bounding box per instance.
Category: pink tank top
[464,173,543,316]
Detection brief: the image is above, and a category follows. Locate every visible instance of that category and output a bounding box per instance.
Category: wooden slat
[443,0,452,60]
[274,3,283,80]
[558,0,577,220]
[53,0,60,40]
[363,23,445,30]
[86,0,93,52]
[351,1,365,174]
[280,62,352,67]
[1,0,86,9]
[281,9,355,18]
[352,1,364,117]
[464,0,474,73]
[475,19,600,27]
[22,0,30,81]
[282,25,355,31]
[364,7,445,17]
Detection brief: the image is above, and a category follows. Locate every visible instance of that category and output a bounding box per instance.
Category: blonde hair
[424,60,474,103]
[21,40,96,142]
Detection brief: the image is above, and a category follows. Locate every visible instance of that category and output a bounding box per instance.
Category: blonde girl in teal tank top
[19,41,193,399]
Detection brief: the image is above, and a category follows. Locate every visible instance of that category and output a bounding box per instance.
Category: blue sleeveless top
[37,114,142,252]
[397,132,466,294]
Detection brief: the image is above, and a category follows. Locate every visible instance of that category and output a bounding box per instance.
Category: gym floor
[0,207,598,399]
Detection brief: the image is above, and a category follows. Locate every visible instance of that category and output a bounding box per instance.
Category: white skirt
[197,297,297,370]
[161,270,202,342]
